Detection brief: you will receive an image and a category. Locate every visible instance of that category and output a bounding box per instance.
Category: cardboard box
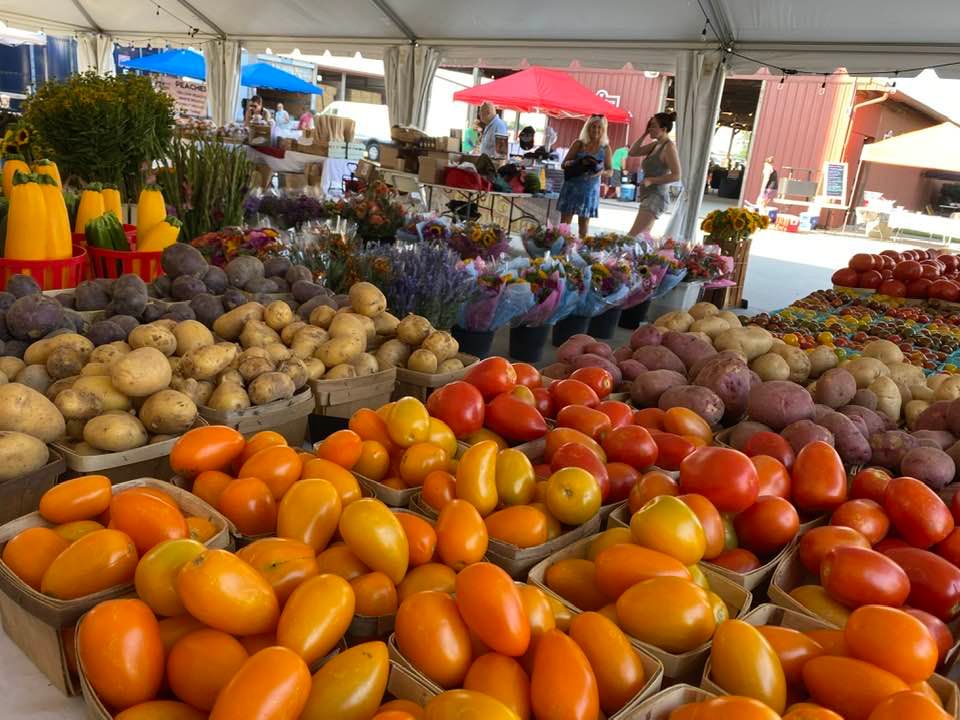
[356,159,378,183]
[418,156,449,184]
[379,145,401,169]
[434,136,461,152]
[296,140,328,156]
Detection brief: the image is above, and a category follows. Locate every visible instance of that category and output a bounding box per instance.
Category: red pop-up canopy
[454,66,631,123]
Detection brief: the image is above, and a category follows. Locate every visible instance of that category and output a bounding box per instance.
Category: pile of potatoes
[371,313,463,375]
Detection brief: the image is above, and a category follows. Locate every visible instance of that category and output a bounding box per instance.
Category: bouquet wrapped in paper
[651,238,690,299]
[457,257,536,332]
[521,222,576,258]
[448,221,510,260]
[620,246,670,309]
[577,253,632,318]
[510,257,565,328]
[395,213,451,244]
[581,231,638,253]
[548,253,591,325]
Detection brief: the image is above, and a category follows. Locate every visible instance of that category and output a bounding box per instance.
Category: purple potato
[781,419,835,454]
[900,446,956,490]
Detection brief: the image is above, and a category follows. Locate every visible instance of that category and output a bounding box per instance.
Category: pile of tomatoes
[832,249,960,301]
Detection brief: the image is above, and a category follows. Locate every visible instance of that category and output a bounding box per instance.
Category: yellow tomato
[428,418,458,458]
[463,428,508,450]
[529,502,561,540]
[339,498,409,584]
[53,520,104,542]
[545,467,601,526]
[709,620,786,714]
[134,538,205,617]
[397,563,457,603]
[788,585,851,626]
[707,591,730,625]
[456,440,499,517]
[400,443,449,487]
[687,564,710,591]
[300,641,389,720]
[354,440,390,481]
[277,479,342,553]
[425,690,521,720]
[585,528,634,561]
[277,574,355,666]
[510,385,536,405]
[615,576,716,653]
[495,448,536,506]
[387,397,430,448]
[630,495,706,566]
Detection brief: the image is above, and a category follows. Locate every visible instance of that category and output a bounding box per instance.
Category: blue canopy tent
[118,48,206,81]
[240,62,323,94]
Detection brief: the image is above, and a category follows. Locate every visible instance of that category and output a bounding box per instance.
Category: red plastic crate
[87,244,164,282]
[0,244,87,291]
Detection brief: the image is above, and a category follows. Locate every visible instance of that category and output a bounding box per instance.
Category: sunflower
[3,143,18,157]
[733,216,746,231]
[701,218,714,233]
[14,128,29,145]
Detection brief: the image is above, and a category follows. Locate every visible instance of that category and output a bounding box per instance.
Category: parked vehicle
[319,101,391,160]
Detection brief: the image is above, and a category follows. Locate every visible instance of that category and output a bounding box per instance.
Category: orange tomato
[171,425,245,479]
[569,611,646,714]
[530,629,600,720]
[399,443,449,487]
[301,458,363,506]
[484,506,548,548]
[351,571,399,616]
[546,467,601,525]
[456,440,499,517]
[422,470,457,511]
[237,537,320,604]
[844,605,938,684]
[339,498,409,584]
[378,700,423,720]
[209,646,311,720]
[236,430,288,471]
[544,558,608,611]
[398,562,457,603]
[545,427,606,463]
[395,590,472,688]
[756,625,824,686]
[158,615,206,655]
[634,408,666,430]
[114,701,206,720]
[185,516,217,542]
[805,629,848,656]
[396,512,437,566]
[734,496,800,557]
[683,697,782,719]
[277,573,355,664]
[803,656,909,720]
[238,445,303,500]
[868,691,952,720]
[752,455,792,498]
[593,543,690,599]
[110,490,188,555]
[663,407,712,442]
[556,405,613,440]
[425,690,518,719]
[616,576,716,653]
[2,526,68,590]
[300,641,390,720]
[677,493,725,560]
[789,585,852,626]
[782,703,844,720]
[77,599,164,711]
[237,632,276,656]
[277,478,341,552]
[177,549,279,635]
[134,538,205,616]
[586,527,634,561]
[315,429,363,469]
[798,525,871,574]
[831,499,890,545]
[191,470,234,509]
[38,474,111,524]
[52,519,104,542]
[456,562,531,657]
[792,441,848,514]
[517,583,556,638]
[628,470,679,513]
[383,477,406,490]
[435,499,488,570]
[387,397,431,448]
[167,629,249,710]
[464,653,531,720]
[350,408,397,452]
[41,528,138,599]
[317,543,370,580]
[630,494,706,565]
[123,486,180,511]
[218,477,277,536]
[709,619,786,713]
[354,440,391,481]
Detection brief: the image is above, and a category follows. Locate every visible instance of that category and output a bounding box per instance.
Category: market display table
[420,182,560,232]
[1,629,84,719]
[243,146,356,195]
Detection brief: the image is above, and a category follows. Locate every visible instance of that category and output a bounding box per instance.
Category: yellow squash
[33,159,61,188]
[101,184,123,221]
[136,185,166,242]
[2,154,30,198]
[74,184,105,234]
[37,175,72,259]
[5,171,49,260]
[137,216,181,252]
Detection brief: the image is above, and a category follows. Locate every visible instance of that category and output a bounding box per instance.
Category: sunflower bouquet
[619,246,670,309]
[2,121,41,163]
[396,214,451,244]
[577,252,633,317]
[548,253,591,325]
[521,222,576,258]
[582,232,637,253]
[448,221,509,260]
[509,256,565,328]
[700,206,769,252]
[457,257,536,332]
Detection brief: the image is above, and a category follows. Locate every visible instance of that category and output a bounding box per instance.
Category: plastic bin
[86,245,164,282]
[0,244,87,291]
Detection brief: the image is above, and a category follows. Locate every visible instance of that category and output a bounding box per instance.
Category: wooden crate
[626,685,716,719]
[311,367,397,419]
[0,448,65,524]
[199,387,314,446]
[393,353,478,402]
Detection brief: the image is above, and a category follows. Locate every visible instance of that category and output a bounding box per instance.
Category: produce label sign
[822,162,847,204]
[153,76,208,118]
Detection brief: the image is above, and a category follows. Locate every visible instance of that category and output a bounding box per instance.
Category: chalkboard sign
[822,162,847,203]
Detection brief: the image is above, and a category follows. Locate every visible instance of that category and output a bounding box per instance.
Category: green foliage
[24,72,174,197]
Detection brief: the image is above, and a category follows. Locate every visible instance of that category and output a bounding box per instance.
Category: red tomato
[633,408,666,431]
[904,608,954,663]
[850,253,876,272]
[878,279,908,297]
[602,425,658,471]
[859,270,883,289]
[850,468,892,504]
[752,455,791,498]
[883,477,955,549]
[556,405,612,440]
[744,431,796,469]
[894,260,923,282]
[799,525,871,574]
[550,443,610,503]
[550,379,600,410]
[531,388,555,419]
[710,548,762,574]
[605,463,640,504]
[651,433,696,471]
[596,401,634,430]
[832,268,859,287]
[820,546,911,609]
[485,393,548,443]
[884,547,960,621]
[426,381,485,438]
[569,367,614,399]
[907,278,932,299]
[464,358,517,401]
[792,442,847,513]
[935,527,960,566]
[831,499,890,545]
[875,537,911,553]
[952,490,960,525]
[734,496,800,557]
[512,362,541,388]
[679,446,758,513]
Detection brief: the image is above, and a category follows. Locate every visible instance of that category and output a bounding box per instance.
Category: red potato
[629,325,664,348]
[629,369,687,408]
[556,334,596,363]
[746,381,816,431]
[618,360,647,382]
[661,331,717,372]
[583,342,613,359]
[632,345,685,374]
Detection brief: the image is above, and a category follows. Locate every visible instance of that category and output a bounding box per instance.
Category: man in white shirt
[478,102,508,158]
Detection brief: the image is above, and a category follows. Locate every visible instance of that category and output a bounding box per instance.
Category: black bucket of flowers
[452,325,496,358]
[552,315,590,346]
[588,307,623,339]
[509,324,551,363]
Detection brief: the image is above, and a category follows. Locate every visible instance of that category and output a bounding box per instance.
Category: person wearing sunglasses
[557,114,613,238]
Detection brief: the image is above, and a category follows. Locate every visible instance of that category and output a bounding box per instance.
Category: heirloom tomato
[2,527,68,590]
[425,690,519,720]
[569,611,646,715]
[109,490,188,555]
[236,537,319,603]
[435,499,488,570]
[236,430,287,469]
[277,478,341,552]
[593,543,690,599]
[606,462,640,504]
[40,528,138,599]
[238,445,303,500]
[38,474,111,524]
[545,427,606,462]
[422,470,456,511]
[755,625,824,686]
[570,367,614,399]
[456,440,499,516]
[301,457,363,506]
[217,477,277,536]
[550,442,609,501]
[663,407,712,443]
[395,512,436,566]
[191,470,233,509]
[868,692,952,720]
[134,538,205,617]
[171,425,245,478]
[596,400,635,430]
[339,498,409,584]
[387,397,431,448]
[53,519,104,542]
[397,563,456,603]
[628,470,678,512]
[678,493,725,560]
[790,585,852,626]
[586,527,633,561]
[484,506,548,548]
[546,467,601,525]
[630,495,706,565]
[904,608,953,663]
[530,629,600,720]
[114,701,205,720]
[844,605,938,684]
[545,558,608,611]
[455,562,531,657]
[399,443,449,487]
[556,405,612,440]
[615,576,715,653]
[495,448,536,506]
[652,433,697,471]
[351,571,398,616]
[315,429,363,469]
[463,653,530,720]
[802,656,908,720]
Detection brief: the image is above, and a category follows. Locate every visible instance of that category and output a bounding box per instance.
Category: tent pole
[172,0,226,37]
[69,0,102,32]
[369,0,418,42]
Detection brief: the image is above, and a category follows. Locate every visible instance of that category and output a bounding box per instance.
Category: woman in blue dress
[558,115,612,238]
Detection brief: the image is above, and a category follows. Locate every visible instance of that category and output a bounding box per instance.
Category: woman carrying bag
[557,115,613,238]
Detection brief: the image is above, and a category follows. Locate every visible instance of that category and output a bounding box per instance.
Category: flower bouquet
[620,246,669,310]
[521,222,576,258]
[685,243,732,282]
[285,218,361,293]
[582,231,637,253]
[396,214,452,244]
[700,206,769,253]
[332,181,407,242]
[455,257,536,354]
[245,189,329,229]
[577,253,633,318]
[650,239,690,299]
[191,227,284,267]
[448,221,510,260]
